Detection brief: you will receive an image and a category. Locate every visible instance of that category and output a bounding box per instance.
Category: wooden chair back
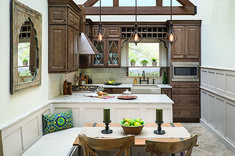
[79,134,135,156]
[145,135,198,156]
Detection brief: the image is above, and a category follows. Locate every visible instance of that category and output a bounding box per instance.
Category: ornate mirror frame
[10,0,42,94]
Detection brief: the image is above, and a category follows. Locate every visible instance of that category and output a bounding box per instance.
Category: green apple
[123,122,130,126]
[134,122,141,126]
[108,80,113,84]
[135,118,141,123]
[123,118,130,123]
[139,120,144,125]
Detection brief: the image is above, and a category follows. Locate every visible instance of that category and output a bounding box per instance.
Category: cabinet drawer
[103,88,112,94]
[112,88,130,94]
[49,7,67,24]
[172,88,199,95]
[173,106,200,118]
[107,27,121,38]
[161,88,172,99]
[171,82,199,88]
[172,95,199,106]
[68,8,80,30]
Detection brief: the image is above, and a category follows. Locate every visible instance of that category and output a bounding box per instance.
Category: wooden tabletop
[73,123,190,147]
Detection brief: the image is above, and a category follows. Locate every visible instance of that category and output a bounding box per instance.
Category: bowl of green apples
[120,118,145,135]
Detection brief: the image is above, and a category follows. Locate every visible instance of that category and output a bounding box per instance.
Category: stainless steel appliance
[172,62,199,81]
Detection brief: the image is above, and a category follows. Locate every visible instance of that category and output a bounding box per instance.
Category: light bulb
[169,33,174,42]
[98,33,103,41]
[134,33,139,42]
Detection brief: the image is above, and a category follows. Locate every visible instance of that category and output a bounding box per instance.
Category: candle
[103,108,110,122]
[156,108,163,122]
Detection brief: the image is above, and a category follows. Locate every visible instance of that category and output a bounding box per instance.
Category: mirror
[11,0,42,94]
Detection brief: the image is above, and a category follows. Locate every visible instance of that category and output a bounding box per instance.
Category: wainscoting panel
[201,67,235,153]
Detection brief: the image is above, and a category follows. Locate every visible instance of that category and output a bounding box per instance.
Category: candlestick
[154,121,165,135]
[101,120,113,134]
[103,108,110,122]
[156,108,163,122]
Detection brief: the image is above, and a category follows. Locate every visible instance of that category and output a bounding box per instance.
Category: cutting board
[117,95,137,100]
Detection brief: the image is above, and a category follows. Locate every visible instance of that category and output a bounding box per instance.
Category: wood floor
[182,123,235,156]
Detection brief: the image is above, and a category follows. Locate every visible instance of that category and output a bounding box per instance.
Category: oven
[172,62,199,81]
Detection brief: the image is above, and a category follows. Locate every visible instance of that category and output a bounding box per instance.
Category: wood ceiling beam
[113,0,119,7]
[85,6,196,15]
[156,0,162,6]
[176,0,195,6]
[83,0,99,7]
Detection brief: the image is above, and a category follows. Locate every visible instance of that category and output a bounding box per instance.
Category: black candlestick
[154,121,165,135]
[101,120,113,134]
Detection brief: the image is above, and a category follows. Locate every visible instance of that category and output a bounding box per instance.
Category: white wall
[0,0,48,125]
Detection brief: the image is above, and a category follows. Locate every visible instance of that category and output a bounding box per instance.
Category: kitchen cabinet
[171,25,200,61]
[161,88,172,99]
[171,82,200,122]
[103,88,131,94]
[48,0,81,73]
[92,39,121,67]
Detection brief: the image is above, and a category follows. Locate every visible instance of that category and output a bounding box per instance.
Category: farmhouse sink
[131,85,161,94]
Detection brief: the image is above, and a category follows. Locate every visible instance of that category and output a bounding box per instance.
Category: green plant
[130,58,136,63]
[152,58,157,62]
[140,59,149,64]
[23,58,28,63]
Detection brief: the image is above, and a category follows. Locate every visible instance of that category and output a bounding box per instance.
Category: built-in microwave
[172,62,199,81]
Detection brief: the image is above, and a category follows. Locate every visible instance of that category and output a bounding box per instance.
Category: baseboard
[200,119,235,154]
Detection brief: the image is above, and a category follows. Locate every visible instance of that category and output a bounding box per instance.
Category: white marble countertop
[51,93,174,104]
[93,84,172,89]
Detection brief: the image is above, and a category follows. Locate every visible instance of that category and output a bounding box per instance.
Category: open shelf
[121,27,167,39]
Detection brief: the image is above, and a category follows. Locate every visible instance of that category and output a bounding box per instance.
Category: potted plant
[23,58,28,66]
[130,58,136,67]
[140,59,149,67]
[152,58,157,66]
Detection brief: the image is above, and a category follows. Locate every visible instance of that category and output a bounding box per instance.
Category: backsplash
[80,68,163,84]
[48,71,78,99]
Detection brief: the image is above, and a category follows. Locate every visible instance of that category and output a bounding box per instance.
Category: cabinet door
[107,39,121,67]
[107,27,121,38]
[74,29,79,70]
[49,25,67,72]
[68,26,74,71]
[171,26,185,59]
[49,7,67,25]
[92,26,106,37]
[185,26,200,59]
[92,40,106,67]
[68,8,75,27]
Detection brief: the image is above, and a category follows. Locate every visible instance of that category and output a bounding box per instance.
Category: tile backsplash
[48,71,78,99]
[80,68,163,84]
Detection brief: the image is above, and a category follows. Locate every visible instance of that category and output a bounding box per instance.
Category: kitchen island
[51,93,174,127]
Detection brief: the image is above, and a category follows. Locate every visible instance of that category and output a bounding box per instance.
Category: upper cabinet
[171,22,201,61]
[48,0,81,73]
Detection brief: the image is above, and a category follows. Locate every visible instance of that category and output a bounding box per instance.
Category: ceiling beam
[156,0,162,6]
[85,6,196,15]
[113,0,119,7]
[176,0,194,6]
[83,0,98,7]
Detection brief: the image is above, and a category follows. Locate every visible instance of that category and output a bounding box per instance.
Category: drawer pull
[190,100,198,102]
[191,84,198,87]
[175,100,180,103]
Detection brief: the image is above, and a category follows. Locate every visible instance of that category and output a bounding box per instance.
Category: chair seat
[22,127,82,156]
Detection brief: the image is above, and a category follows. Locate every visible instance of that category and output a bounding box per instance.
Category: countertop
[51,93,174,104]
[93,84,172,89]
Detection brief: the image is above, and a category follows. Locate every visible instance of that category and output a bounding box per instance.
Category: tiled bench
[22,127,82,156]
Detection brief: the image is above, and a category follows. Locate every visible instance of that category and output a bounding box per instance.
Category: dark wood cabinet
[48,0,81,73]
[171,25,200,61]
[92,39,121,67]
[171,82,200,122]
[103,88,131,94]
[161,88,172,99]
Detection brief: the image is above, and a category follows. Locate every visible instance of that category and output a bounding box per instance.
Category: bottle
[63,80,68,95]
[134,78,137,84]
[68,82,72,95]
[162,72,167,84]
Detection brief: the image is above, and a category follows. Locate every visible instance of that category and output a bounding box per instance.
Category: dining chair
[145,135,198,156]
[78,134,135,156]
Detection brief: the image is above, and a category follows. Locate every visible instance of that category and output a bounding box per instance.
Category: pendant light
[165,0,177,44]
[97,0,103,42]
[131,0,142,45]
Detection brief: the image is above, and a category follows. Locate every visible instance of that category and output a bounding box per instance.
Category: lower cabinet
[171,82,200,122]
[103,88,131,94]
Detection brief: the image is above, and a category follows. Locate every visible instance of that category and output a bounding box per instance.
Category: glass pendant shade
[165,29,177,44]
[131,30,142,45]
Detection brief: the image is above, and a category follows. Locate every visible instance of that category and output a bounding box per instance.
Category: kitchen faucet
[139,70,149,84]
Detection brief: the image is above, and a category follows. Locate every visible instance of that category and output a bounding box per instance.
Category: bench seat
[22,127,82,156]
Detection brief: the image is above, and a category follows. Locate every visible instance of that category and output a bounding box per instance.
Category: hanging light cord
[170,0,172,21]
[135,0,137,24]
[100,0,101,25]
